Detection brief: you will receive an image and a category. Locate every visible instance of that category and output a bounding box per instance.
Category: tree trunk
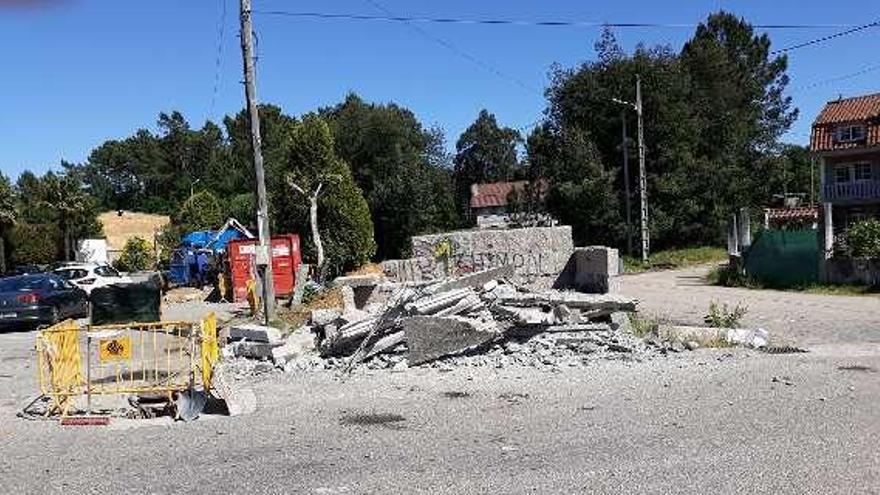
[0,235,6,274]
[62,219,71,262]
[310,194,323,270]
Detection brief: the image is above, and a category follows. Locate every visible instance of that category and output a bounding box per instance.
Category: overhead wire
[359,0,541,96]
[771,19,880,54]
[209,0,228,121]
[254,10,858,30]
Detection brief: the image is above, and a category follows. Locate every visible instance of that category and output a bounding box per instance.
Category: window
[854,163,873,182]
[836,125,867,142]
[834,164,851,184]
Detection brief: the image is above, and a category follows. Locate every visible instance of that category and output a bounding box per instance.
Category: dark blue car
[0,274,89,329]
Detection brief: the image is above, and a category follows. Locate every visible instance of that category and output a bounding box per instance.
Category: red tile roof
[470,180,547,209]
[765,206,817,221]
[811,92,880,152]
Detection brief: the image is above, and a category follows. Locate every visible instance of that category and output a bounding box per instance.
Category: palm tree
[40,172,89,262]
[0,174,16,272]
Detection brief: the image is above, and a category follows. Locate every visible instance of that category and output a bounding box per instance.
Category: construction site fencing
[35,314,218,417]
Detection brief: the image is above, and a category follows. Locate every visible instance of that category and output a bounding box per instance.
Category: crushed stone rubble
[220,266,698,374]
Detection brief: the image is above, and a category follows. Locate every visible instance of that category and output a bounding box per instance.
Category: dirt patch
[346,263,385,276]
[340,412,406,428]
[279,287,345,329]
[99,210,170,252]
[838,365,877,373]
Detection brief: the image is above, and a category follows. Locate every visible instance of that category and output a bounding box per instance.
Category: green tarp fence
[744,229,819,287]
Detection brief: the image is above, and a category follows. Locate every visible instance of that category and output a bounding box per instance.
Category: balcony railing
[823,181,880,202]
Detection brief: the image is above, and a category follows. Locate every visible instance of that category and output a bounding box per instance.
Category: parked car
[53,263,132,294]
[3,265,44,277]
[0,274,89,329]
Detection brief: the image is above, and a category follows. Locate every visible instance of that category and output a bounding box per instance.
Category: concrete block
[383,226,574,287]
[228,324,282,344]
[564,246,620,294]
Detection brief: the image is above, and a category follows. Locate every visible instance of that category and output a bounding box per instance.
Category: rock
[610,312,633,333]
[492,305,557,325]
[229,340,281,360]
[482,280,499,292]
[684,341,700,351]
[403,315,500,365]
[311,309,342,327]
[391,359,409,372]
[669,342,686,353]
[605,343,633,353]
[228,324,282,344]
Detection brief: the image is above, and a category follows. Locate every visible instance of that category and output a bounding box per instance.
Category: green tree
[8,223,60,266]
[322,93,458,259]
[40,171,93,261]
[453,109,522,218]
[0,173,16,272]
[273,114,375,274]
[113,236,156,272]
[174,190,223,234]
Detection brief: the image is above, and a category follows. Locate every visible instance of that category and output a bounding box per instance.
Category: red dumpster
[228,235,302,303]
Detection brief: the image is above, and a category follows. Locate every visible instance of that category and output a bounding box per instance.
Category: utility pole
[620,110,633,256]
[239,0,275,322]
[635,75,649,263]
[612,75,649,262]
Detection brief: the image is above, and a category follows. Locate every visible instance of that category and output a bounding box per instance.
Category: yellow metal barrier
[36,314,219,418]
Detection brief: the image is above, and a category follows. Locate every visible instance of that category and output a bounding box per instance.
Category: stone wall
[382,226,574,286]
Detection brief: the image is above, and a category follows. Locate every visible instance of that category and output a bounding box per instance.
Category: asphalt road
[2,272,879,494]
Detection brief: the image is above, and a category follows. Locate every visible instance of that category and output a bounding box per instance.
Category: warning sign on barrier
[98,336,132,362]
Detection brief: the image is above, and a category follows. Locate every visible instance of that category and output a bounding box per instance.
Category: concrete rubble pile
[278,265,651,371]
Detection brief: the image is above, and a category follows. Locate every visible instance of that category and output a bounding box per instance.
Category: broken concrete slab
[333,274,385,288]
[497,291,637,312]
[271,327,317,365]
[211,364,258,416]
[363,331,405,359]
[403,316,500,365]
[228,324,282,344]
[492,305,558,325]
[426,265,515,294]
[405,288,473,315]
[340,286,357,313]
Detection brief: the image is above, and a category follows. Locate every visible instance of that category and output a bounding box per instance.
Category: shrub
[704,301,748,328]
[847,219,880,259]
[114,236,155,272]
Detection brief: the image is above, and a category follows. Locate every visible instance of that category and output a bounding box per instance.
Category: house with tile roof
[811,92,880,238]
[469,180,553,229]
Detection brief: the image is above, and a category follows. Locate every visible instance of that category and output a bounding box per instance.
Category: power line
[359,0,541,96]
[791,62,880,92]
[254,10,858,30]
[771,20,880,54]
[209,0,229,120]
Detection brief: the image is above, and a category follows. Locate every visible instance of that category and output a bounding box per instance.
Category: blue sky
[1,0,878,179]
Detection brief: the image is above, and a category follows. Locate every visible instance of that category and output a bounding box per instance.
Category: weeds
[704,301,748,328]
[623,246,727,273]
[628,313,661,338]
